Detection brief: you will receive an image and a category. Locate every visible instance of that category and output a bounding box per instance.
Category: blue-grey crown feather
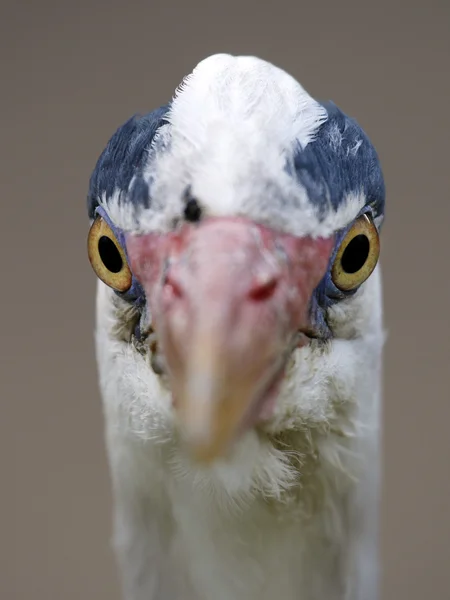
[87,104,170,219]
[292,101,385,219]
[87,101,384,222]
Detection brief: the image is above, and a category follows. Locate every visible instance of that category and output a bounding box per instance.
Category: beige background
[2,0,449,598]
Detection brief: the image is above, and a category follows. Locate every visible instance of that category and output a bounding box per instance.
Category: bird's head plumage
[87,54,385,490]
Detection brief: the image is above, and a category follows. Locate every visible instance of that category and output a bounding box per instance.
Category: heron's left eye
[87,216,132,292]
[331,214,380,292]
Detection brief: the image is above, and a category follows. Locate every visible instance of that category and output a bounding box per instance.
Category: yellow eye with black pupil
[331,214,380,292]
[87,216,132,292]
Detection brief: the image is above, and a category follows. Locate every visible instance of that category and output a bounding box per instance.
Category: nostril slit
[248,277,278,301]
[163,273,183,299]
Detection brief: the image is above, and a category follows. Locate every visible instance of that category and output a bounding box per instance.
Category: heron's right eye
[331,214,380,292]
[87,216,132,292]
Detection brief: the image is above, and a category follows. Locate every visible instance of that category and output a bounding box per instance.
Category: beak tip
[179,426,227,464]
[176,399,233,465]
[187,444,224,465]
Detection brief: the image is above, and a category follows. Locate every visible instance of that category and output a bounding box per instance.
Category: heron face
[87,54,385,466]
[89,204,382,465]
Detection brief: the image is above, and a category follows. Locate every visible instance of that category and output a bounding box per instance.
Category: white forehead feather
[168,53,327,153]
[103,54,365,236]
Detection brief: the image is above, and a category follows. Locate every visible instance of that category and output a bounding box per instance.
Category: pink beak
[127,217,333,462]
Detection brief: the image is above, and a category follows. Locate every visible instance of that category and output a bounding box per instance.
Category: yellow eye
[87,216,132,292]
[331,214,380,292]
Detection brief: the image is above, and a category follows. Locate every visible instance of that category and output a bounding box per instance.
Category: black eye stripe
[184,197,202,222]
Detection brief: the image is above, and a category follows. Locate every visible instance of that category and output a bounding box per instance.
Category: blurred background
[1,0,449,598]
